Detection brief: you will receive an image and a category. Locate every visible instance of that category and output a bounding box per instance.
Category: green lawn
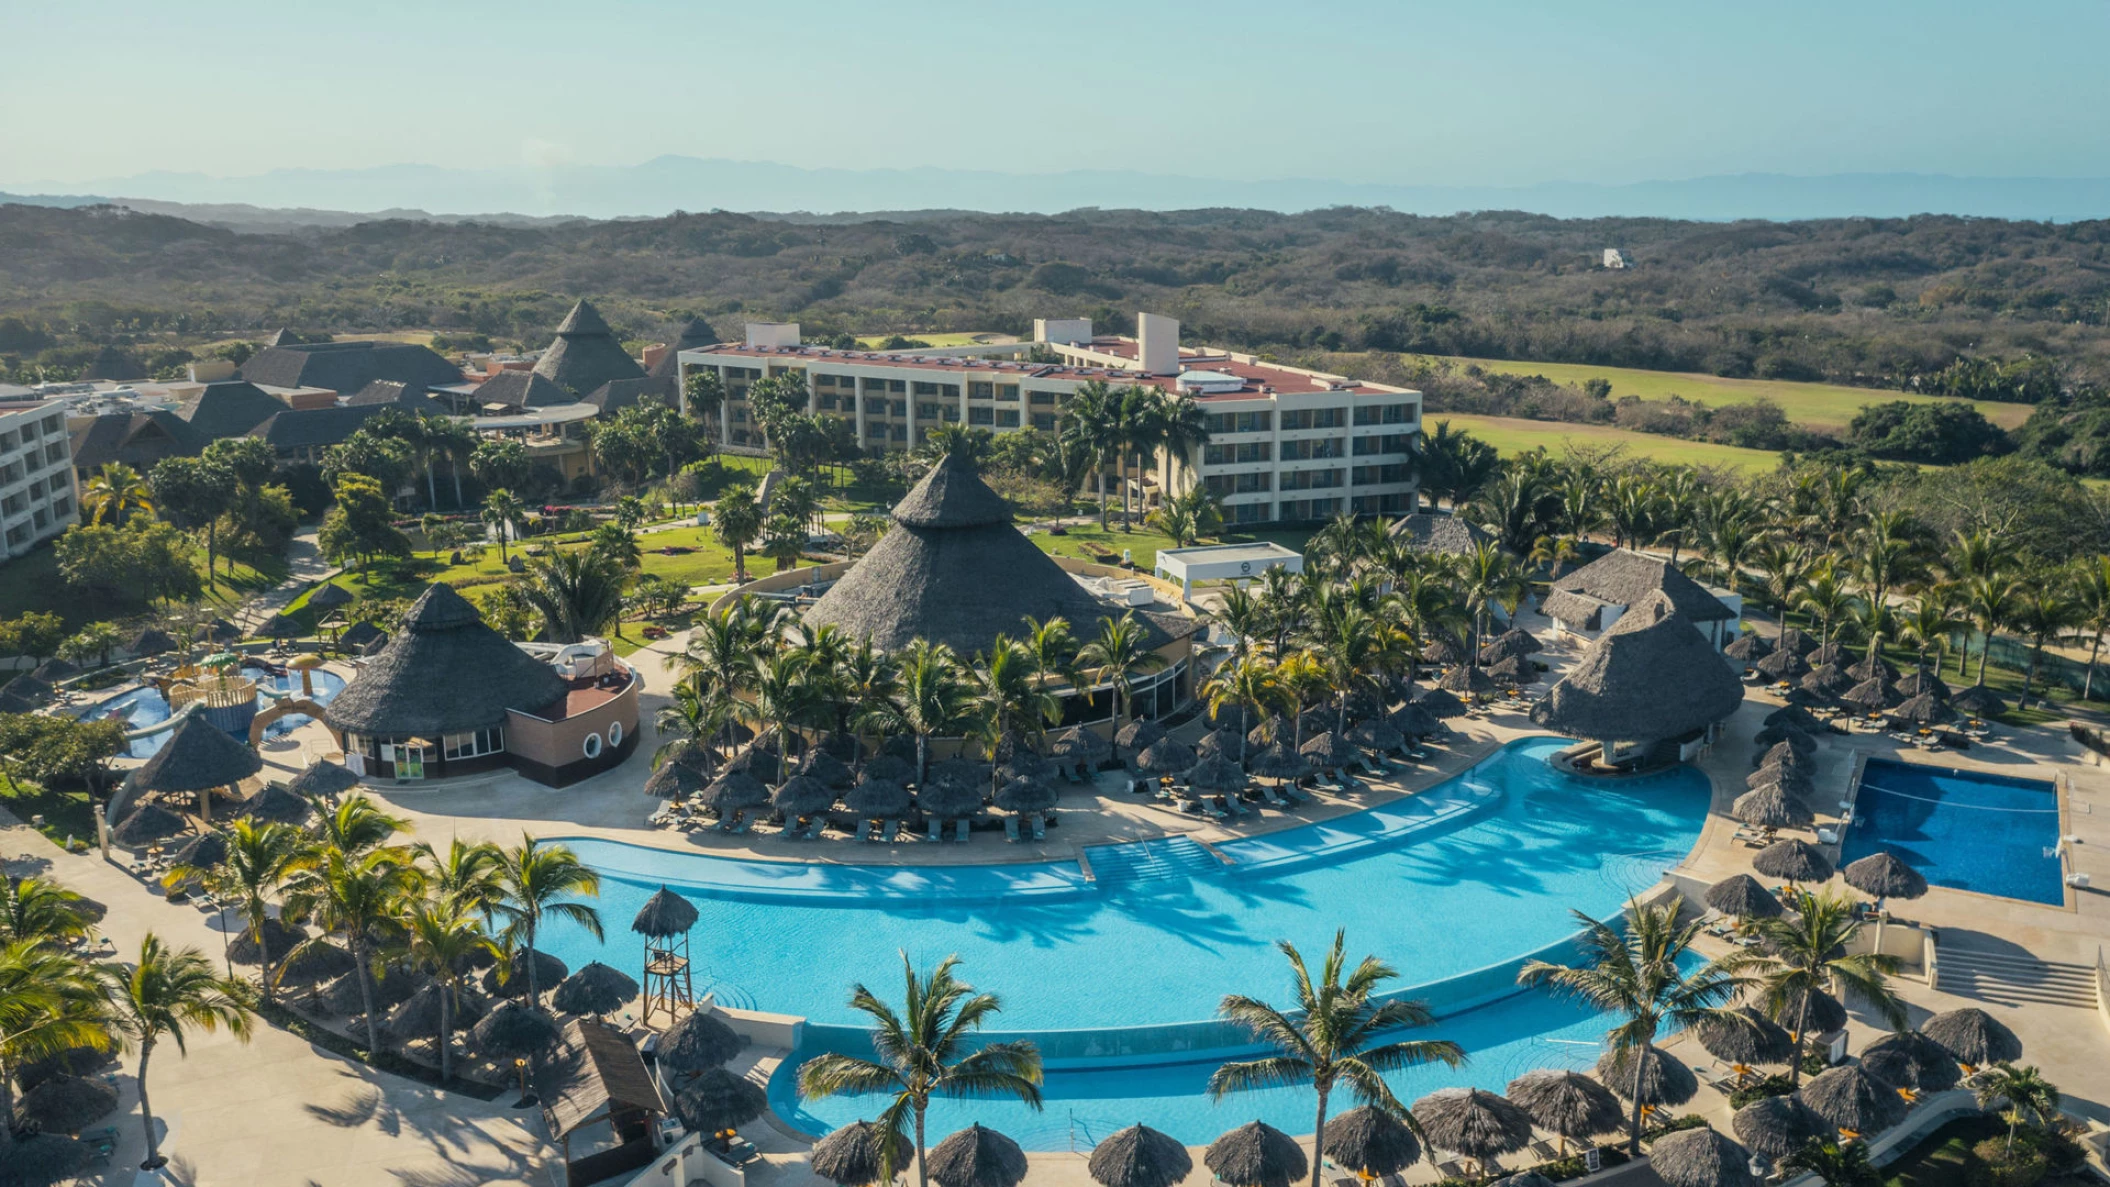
[1432,413,1785,473]
[1430,355,2033,433]
[1883,1115,2004,1187]
[0,539,287,631]
[1029,522,1317,571]
[0,778,97,849]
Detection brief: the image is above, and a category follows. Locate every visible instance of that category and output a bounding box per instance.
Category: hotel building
[0,402,79,562]
[676,313,1421,525]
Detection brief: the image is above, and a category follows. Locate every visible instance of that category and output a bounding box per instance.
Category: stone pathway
[229,529,336,635]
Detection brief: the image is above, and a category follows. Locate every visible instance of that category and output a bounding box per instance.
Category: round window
[582,732,603,760]
[608,720,624,749]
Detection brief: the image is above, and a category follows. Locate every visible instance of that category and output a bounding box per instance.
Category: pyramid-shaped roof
[534,299,643,398]
[1530,592,1745,744]
[802,453,1177,656]
[647,318,718,379]
[325,583,569,738]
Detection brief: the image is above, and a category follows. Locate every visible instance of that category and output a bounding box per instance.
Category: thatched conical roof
[481,949,567,998]
[1838,677,1899,711]
[1753,649,1809,680]
[673,1066,767,1135]
[1921,1008,2021,1066]
[1088,1123,1193,1187]
[649,318,718,379]
[129,626,174,656]
[1763,705,1827,734]
[1895,669,1953,701]
[1733,784,1813,829]
[1843,852,1928,900]
[383,979,483,1044]
[1505,1070,1623,1142]
[1323,1105,1422,1176]
[774,775,839,816]
[1598,1045,1698,1105]
[1131,736,1196,776]
[1732,1095,1825,1160]
[1390,702,1442,737]
[1530,593,1743,744]
[228,917,307,965]
[169,829,229,871]
[993,777,1058,815]
[1947,684,2004,716]
[845,776,912,818]
[534,299,644,397]
[1846,654,1900,683]
[326,584,567,738]
[1410,1088,1535,1160]
[551,961,639,1017]
[1776,627,1818,656]
[112,802,187,846]
[707,772,770,814]
[130,715,262,793]
[289,759,360,802]
[237,783,315,826]
[1753,838,1834,883]
[1891,692,1956,726]
[1195,725,1243,759]
[802,452,1176,655]
[633,886,698,938]
[1723,633,1772,662]
[659,1008,748,1077]
[1860,1031,1963,1093]
[812,1121,913,1187]
[1347,717,1407,750]
[1797,1064,1905,1134]
[860,753,915,784]
[1776,988,1848,1036]
[1204,1121,1307,1187]
[1440,664,1499,696]
[928,1123,1029,1187]
[917,777,985,819]
[1693,1007,1795,1067]
[276,938,357,985]
[3,1133,95,1184]
[1116,717,1166,752]
[1413,687,1468,718]
[1300,731,1359,768]
[1185,752,1247,794]
[646,750,712,801]
[1048,726,1111,762]
[800,748,856,790]
[16,1073,119,1134]
[1647,1126,1756,1187]
[470,1000,561,1058]
[1800,663,1851,696]
[1706,873,1784,919]
[307,583,355,611]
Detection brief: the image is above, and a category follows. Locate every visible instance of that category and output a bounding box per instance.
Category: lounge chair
[1258,784,1287,807]
[881,820,900,843]
[1435,1161,1469,1180]
[1004,815,1022,842]
[1529,1139,1561,1161]
[954,818,973,843]
[1031,815,1047,841]
[856,819,874,842]
[1282,783,1313,804]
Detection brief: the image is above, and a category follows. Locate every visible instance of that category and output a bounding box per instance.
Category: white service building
[1153,541,1303,600]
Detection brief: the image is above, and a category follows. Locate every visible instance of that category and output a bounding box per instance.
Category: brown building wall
[504,675,640,787]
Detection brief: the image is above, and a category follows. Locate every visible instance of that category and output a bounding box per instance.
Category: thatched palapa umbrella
[112,802,187,847]
[1838,678,1899,712]
[1131,736,1196,778]
[846,776,912,820]
[1410,1088,1534,1173]
[1390,702,1441,738]
[1195,726,1243,760]
[228,916,306,965]
[917,777,985,822]
[1246,741,1309,786]
[1733,784,1813,830]
[1048,726,1111,767]
[673,1065,767,1135]
[1440,664,1499,697]
[4,1134,95,1185]
[128,713,263,825]
[1422,633,1470,665]
[237,782,315,826]
[276,938,357,985]
[659,1007,748,1079]
[1184,752,1247,796]
[129,626,174,657]
[1753,649,1810,681]
[169,829,229,872]
[383,979,482,1045]
[1507,1069,1622,1155]
[1088,1123,1193,1187]
[800,748,856,790]
[706,772,770,820]
[633,885,698,939]
[928,1123,1029,1187]
[1598,1045,1698,1107]
[1920,1008,2021,1069]
[774,774,839,819]
[1723,633,1772,662]
[1777,988,1847,1039]
[1413,688,1469,719]
[1890,692,1956,727]
[551,961,638,1019]
[1895,669,1952,701]
[1115,717,1165,759]
[1797,1064,1905,1135]
[1732,1094,1825,1161]
[1752,838,1834,885]
[1693,1007,1795,1073]
[471,999,561,1059]
[1947,684,2004,717]
[1753,725,1817,755]
[1647,1126,1757,1187]
[16,1073,119,1133]
[1323,1104,1422,1177]
[1705,874,1784,921]
[1204,1121,1308,1187]
[1859,1031,1963,1093]
[645,750,712,801]
[1485,655,1537,685]
[1799,664,1851,697]
[1842,851,1928,950]
[482,948,567,998]
[1762,705,1827,734]
[1747,761,1814,792]
[1809,641,1848,667]
[1346,717,1408,752]
[288,758,359,802]
[860,753,916,784]
[1300,731,1359,772]
[812,1121,913,1187]
[993,777,1059,817]
[1847,654,1900,683]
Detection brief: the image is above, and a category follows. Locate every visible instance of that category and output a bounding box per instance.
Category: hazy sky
[6,0,2108,187]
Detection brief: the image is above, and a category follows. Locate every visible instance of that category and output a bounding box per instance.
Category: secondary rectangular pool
[1843,757,2063,905]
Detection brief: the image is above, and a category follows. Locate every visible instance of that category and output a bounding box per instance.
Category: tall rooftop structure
[534,300,644,399]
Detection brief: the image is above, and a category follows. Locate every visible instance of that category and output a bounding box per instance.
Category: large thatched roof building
[534,300,645,399]
[325,584,639,786]
[1531,591,1745,769]
[1540,549,1742,652]
[800,450,1199,724]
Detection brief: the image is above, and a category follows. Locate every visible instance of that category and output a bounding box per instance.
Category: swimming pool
[1844,758,2063,905]
[77,669,348,758]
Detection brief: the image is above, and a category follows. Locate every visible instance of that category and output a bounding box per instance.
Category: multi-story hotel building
[675,313,1422,524]
[0,402,79,561]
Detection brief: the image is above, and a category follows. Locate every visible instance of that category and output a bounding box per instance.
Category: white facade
[0,403,79,561]
[1602,248,1629,269]
[676,312,1422,524]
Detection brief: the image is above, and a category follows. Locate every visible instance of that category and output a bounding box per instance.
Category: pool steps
[1936,947,2099,1008]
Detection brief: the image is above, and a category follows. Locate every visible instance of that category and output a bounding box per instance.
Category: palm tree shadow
[306,1084,387,1130]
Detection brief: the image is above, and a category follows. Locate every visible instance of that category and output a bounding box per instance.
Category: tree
[1781,1140,1881,1187]
[1749,890,1906,1085]
[797,954,1043,1187]
[1975,1064,2060,1156]
[760,510,809,573]
[323,428,414,495]
[971,635,1060,767]
[519,549,626,643]
[1210,931,1465,1187]
[1960,572,2021,685]
[283,847,413,1054]
[684,368,727,433]
[0,874,97,948]
[409,837,506,919]
[888,639,974,787]
[98,933,256,1170]
[149,454,237,579]
[58,620,123,669]
[0,610,65,664]
[81,461,155,526]
[481,487,526,565]
[53,521,203,607]
[393,897,497,1084]
[590,522,643,572]
[712,483,764,580]
[2070,556,2110,700]
[2009,580,2080,703]
[318,472,412,572]
[1058,380,1120,529]
[1849,401,2008,466]
[1077,613,1168,744]
[0,938,114,1164]
[1201,657,1284,764]
[491,837,603,1004]
[470,438,531,495]
[422,416,479,508]
[1519,900,1752,1154]
[173,819,305,1007]
[1795,561,1858,649]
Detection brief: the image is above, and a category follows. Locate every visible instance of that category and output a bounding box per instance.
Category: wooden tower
[632,885,697,1025]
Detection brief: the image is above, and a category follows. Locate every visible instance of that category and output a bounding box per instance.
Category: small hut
[1530,593,1744,769]
[534,1017,667,1184]
[1648,1126,1757,1187]
[126,714,262,825]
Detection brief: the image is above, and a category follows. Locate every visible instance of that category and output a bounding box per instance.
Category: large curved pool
[539,736,1710,1142]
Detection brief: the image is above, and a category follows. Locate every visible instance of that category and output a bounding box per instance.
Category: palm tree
[491,837,604,1004]
[1020,615,1079,689]
[1305,597,1392,736]
[520,549,626,644]
[1899,593,1964,684]
[671,600,767,756]
[83,461,155,526]
[1782,1140,1881,1187]
[1458,539,1527,654]
[1961,572,2021,686]
[0,874,98,948]
[409,838,506,919]
[1155,390,1212,489]
[839,639,902,766]
[1113,385,1162,531]
[99,933,255,1170]
[310,794,410,859]
[1529,534,1584,579]
[890,639,974,786]
[744,653,817,784]
[972,635,1060,763]
[797,954,1043,1187]
[1058,381,1120,529]
[425,416,479,509]
[0,939,114,1162]
[481,488,526,565]
[2009,579,2080,704]
[1213,586,1268,663]
[1976,1064,2060,1156]
[1210,931,1465,1187]
[175,820,305,1006]
[713,483,765,580]
[1077,613,1168,749]
[590,522,644,572]
[1795,561,1859,649]
[282,848,413,1054]
[655,677,732,777]
[393,897,498,1085]
[1202,657,1285,765]
[1749,889,1906,1085]
[1755,541,1815,617]
[1518,900,1752,1154]
[2069,556,2110,700]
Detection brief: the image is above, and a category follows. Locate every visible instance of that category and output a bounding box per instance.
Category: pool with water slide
[1843,757,2063,905]
[76,669,347,758]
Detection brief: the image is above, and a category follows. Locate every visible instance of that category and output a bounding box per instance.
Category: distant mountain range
[7,157,2110,227]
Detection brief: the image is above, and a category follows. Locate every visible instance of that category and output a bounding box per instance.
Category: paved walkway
[229,528,336,635]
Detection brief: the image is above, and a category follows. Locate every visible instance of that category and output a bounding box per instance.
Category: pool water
[1843,758,2063,905]
[77,669,348,758]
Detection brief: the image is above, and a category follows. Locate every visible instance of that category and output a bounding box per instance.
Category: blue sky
[6,0,2108,187]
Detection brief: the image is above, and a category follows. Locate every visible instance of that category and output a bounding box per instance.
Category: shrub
[1968,1138,2048,1187]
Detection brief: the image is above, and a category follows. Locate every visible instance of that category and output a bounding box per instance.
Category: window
[582,732,603,760]
[50,495,70,518]
[1204,411,1272,434]
[443,727,505,760]
[866,423,888,438]
[1279,468,1343,491]
[940,384,959,398]
[996,409,1020,428]
[815,374,837,388]
[968,406,994,425]
[1203,442,1271,466]
[891,424,908,441]
[39,415,59,437]
[913,381,940,396]
[1352,403,1411,427]
[997,384,1020,401]
[608,721,624,748]
[889,380,907,393]
[891,400,907,417]
[864,378,890,392]
[42,443,64,467]
[969,381,994,400]
[1028,391,1057,406]
[818,395,838,411]
[1205,473,1271,497]
[1352,464,1411,485]
[1232,502,1273,524]
[918,402,944,421]
[17,422,35,441]
[1031,413,1057,430]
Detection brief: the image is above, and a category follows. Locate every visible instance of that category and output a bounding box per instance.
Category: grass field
[1431,355,2033,432]
[0,542,285,631]
[1030,522,1315,571]
[1432,413,1785,473]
